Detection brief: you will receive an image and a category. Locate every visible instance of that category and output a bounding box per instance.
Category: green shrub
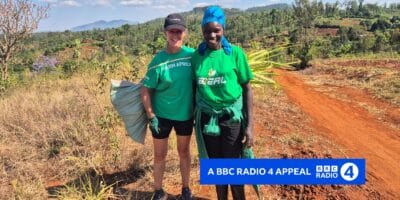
[63,60,79,75]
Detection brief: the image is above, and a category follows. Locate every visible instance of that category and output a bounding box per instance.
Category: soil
[275,69,400,199]
[316,58,400,71]
[315,28,338,36]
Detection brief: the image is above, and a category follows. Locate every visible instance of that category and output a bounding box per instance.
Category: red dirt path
[275,70,400,199]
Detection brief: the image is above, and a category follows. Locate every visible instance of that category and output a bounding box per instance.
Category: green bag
[110,80,147,144]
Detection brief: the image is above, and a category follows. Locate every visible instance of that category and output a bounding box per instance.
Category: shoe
[152,189,168,200]
[181,187,193,200]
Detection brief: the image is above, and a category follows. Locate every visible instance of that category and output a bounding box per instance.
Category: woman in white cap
[141,13,194,200]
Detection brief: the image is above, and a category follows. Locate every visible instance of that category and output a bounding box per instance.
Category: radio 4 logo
[340,162,359,181]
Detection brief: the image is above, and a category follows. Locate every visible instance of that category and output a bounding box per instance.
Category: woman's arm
[241,82,254,148]
[140,86,155,119]
[141,86,160,135]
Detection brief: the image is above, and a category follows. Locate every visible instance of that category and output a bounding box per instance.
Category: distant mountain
[71,20,138,32]
[246,3,290,12]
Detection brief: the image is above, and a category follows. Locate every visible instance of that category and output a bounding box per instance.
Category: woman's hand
[241,82,254,148]
[242,126,254,148]
[149,116,160,135]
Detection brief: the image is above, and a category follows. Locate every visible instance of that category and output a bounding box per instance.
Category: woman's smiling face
[202,22,223,50]
[165,29,185,49]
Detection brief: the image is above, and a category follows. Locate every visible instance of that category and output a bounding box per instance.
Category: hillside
[25,2,399,62]
[71,20,138,32]
[246,3,290,12]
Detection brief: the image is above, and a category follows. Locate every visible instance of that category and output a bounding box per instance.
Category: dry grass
[305,59,400,106]
[0,70,152,199]
[330,18,361,27]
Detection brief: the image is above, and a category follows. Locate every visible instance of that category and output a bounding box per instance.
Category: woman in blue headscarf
[192,5,254,200]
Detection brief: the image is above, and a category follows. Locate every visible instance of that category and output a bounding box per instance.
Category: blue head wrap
[201,5,226,28]
[198,6,232,55]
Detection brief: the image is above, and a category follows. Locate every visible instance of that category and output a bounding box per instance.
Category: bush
[0,73,20,95]
[347,27,364,41]
[310,37,333,58]
[370,18,391,32]
[356,35,375,52]
[360,19,373,30]
[373,31,390,52]
[62,60,78,75]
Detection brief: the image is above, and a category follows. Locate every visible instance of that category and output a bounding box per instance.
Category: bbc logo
[316,165,338,173]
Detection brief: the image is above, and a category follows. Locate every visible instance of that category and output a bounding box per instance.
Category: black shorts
[152,117,194,139]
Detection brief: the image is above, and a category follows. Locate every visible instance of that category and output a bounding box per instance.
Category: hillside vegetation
[3,1,399,92]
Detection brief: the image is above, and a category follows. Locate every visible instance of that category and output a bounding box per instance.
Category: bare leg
[177,135,191,188]
[153,138,168,190]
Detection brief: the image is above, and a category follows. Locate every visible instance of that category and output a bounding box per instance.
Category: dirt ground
[274,69,400,200]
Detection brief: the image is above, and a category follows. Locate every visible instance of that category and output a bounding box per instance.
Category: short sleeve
[142,64,159,89]
[191,51,199,81]
[234,46,253,84]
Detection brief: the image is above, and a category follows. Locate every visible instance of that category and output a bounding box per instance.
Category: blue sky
[36,0,392,32]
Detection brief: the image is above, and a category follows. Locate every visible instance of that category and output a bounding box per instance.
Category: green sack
[110,80,147,144]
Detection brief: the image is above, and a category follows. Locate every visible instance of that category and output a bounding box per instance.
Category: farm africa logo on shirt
[198,68,226,86]
[208,69,216,77]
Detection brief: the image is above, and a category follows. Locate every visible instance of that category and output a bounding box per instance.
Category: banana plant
[247,43,299,87]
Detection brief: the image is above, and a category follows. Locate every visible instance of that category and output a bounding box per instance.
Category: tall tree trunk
[1,63,8,81]
[1,61,5,81]
[1,56,9,81]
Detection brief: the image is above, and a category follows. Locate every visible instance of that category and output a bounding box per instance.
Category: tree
[325,1,339,17]
[291,0,318,68]
[373,31,390,52]
[0,0,48,81]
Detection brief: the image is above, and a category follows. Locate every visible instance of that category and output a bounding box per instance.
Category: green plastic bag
[110,80,147,144]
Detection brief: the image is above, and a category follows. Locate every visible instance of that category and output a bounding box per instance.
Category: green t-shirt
[143,46,194,121]
[192,45,253,109]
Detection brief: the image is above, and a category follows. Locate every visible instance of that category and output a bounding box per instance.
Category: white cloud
[160,0,189,4]
[363,0,382,4]
[120,0,152,6]
[151,0,189,10]
[210,0,239,6]
[91,0,113,6]
[60,0,81,7]
[265,0,282,5]
[194,2,212,8]
[195,0,239,9]
[153,4,177,10]
[214,0,237,3]
[42,0,58,3]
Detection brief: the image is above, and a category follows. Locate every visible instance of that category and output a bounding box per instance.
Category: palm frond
[247,44,299,87]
